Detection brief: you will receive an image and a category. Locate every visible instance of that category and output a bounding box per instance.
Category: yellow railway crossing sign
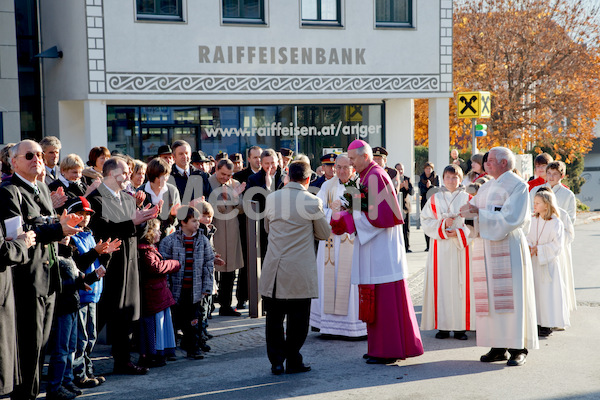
[457,91,491,119]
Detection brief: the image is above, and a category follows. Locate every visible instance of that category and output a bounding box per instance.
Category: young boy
[528,153,553,192]
[48,154,101,213]
[65,197,121,389]
[159,206,215,359]
[48,197,120,399]
[194,200,226,345]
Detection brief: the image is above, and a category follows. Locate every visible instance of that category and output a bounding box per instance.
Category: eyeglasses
[18,152,44,161]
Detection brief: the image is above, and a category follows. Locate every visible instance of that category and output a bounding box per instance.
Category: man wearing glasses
[0,140,83,400]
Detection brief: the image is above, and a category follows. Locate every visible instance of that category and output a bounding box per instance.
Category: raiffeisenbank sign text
[199,45,367,65]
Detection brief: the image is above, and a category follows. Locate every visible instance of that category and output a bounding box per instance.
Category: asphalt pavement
[24,214,600,400]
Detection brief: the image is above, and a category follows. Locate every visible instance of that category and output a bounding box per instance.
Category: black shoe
[406,249,413,253]
[424,247,429,252]
[507,353,527,366]
[219,307,242,317]
[271,364,284,375]
[63,382,83,396]
[366,357,397,365]
[166,355,178,361]
[480,348,508,362]
[454,331,468,340]
[113,361,149,375]
[362,353,370,359]
[286,363,311,374]
[200,342,211,352]
[46,386,77,400]
[187,351,204,360]
[435,330,450,339]
[538,326,552,337]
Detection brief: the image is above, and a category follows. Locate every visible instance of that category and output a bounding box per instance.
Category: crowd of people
[0,134,579,399]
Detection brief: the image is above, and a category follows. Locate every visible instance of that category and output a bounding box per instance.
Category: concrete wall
[0,0,21,143]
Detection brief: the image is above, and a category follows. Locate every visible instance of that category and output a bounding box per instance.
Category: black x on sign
[457,91,491,119]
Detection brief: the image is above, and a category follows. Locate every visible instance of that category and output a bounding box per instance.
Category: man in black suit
[87,157,158,375]
[395,163,414,253]
[169,140,210,205]
[40,136,61,186]
[232,146,262,309]
[0,140,83,400]
[246,149,282,260]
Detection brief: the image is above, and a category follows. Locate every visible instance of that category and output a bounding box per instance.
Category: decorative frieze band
[106,73,440,94]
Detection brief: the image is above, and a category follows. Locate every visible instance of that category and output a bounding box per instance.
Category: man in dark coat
[87,157,158,375]
[0,139,83,400]
[169,140,210,204]
[246,149,282,260]
[232,146,262,309]
[0,225,36,396]
[373,147,400,193]
[310,153,337,189]
[395,163,414,253]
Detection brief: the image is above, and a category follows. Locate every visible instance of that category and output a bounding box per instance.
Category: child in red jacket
[138,219,180,368]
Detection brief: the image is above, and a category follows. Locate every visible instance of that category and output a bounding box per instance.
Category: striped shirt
[182,234,195,289]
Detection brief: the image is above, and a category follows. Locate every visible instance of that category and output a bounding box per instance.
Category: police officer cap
[320,153,337,165]
[280,148,294,158]
[372,147,388,157]
[231,153,243,163]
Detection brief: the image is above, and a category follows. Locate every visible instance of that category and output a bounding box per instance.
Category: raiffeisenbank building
[40,0,453,171]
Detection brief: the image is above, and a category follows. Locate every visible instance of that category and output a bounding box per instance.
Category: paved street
[24,216,600,400]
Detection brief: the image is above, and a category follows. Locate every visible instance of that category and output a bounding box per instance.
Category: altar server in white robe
[527,189,569,337]
[421,164,475,340]
[460,147,538,367]
[310,154,367,338]
[540,162,577,312]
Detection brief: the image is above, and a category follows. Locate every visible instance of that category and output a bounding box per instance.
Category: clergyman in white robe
[310,177,367,338]
[466,167,539,356]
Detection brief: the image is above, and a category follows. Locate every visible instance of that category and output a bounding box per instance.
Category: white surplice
[558,208,577,312]
[310,178,367,337]
[420,188,475,331]
[471,171,539,350]
[526,215,570,328]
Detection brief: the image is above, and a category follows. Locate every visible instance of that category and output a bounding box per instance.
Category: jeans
[47,312,77,392]
[73,302,97,380]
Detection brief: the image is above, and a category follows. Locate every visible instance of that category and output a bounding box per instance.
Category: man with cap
[279,148,294,172]
[157,145,174,167]
[373,147,400,193]
[191,151,211,174]
[310,153,337,189]
[231,153,244,173]
[333,140,423,364]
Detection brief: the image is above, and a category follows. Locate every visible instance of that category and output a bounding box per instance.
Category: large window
[136,0,184,21]
[222,0,265,24]
[375,0,412,28]
[301,0,341,26]
[107,104,383,168]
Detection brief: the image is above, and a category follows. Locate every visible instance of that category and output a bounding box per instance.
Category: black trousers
[236,266,248,304]
[218,271,236,309]
[263,297,311,368]
[11,292,55,400]
[403,212,411,250]
[172,288,203,353]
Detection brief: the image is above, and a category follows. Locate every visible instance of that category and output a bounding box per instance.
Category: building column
[428,97,450,176]
[58,100,106,159]
[384,98,415,180]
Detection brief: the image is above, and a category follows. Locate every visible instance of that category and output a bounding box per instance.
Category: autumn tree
[416,0,600,163]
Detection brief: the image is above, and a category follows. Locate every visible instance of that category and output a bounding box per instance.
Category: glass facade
[107,104,383,168]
